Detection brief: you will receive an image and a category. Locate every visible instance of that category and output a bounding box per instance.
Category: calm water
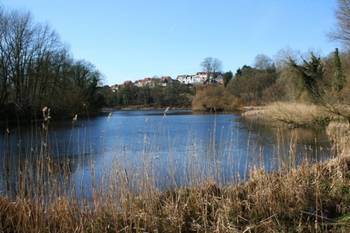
[0,110,331,198]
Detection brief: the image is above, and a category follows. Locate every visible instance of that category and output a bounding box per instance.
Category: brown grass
[327,122,350,158]
[1,106,350,232]
[1,157,350,233]
[242,102,332,128]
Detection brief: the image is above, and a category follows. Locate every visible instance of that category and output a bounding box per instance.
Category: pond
[0,110,332,199]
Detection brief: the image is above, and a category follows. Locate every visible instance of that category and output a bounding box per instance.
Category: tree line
[193,48,350,112]
[3,0,350,120]
[194,0,350,111]
[0,7,104,122]
[233,49,348,102]
[104,82,194,108]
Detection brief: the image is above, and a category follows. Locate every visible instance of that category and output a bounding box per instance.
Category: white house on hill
[177,72,223,85]
[176,75,199,84]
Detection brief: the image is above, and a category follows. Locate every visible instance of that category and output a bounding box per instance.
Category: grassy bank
[0,157,350,233]
[242,102,335,129]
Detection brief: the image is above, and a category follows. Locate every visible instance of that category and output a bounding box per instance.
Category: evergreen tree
[288,53,324,102]
[333,48,346,92]
[223,71,233,87]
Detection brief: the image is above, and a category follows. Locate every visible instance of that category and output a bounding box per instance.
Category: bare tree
[332,0,350,47]
[274,47,301,70]
[254,54,274,70]
[0,8,102,119]
[0,7,9,107]
[201,57,214,75]
[200,57,222,82]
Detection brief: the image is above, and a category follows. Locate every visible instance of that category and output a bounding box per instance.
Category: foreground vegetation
[1,157,350,232]
[0,117,348,233]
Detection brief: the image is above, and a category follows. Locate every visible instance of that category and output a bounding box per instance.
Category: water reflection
[0,110,331,199]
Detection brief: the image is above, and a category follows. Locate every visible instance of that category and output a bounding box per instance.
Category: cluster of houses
[134,76,173,88]
[176,72,223,85]
[111,72,224,92]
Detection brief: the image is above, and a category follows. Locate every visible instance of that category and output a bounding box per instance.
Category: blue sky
[3,0,339,85]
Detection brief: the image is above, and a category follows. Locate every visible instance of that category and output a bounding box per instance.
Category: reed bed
[242,102,332,128]
[0,156,349,232]
[0,110,348,232]
[327,122,350,158]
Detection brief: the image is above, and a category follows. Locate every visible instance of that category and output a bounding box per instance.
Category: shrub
[192,85,242,112]
[227,65,278,105]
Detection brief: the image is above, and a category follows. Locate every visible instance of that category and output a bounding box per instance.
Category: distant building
[133,77,153,87]
[176,75,197,85]
[177,74,204,85]
[111,84,119,92]
[177,72,223,85]
[214,74,224,84]
[134,76,174,87]
[160,76,173,86]
[134,80,142,87]
[123,80,133,86]
[196,72,208,80]
[196,72,223,82]
[111,71,223,91]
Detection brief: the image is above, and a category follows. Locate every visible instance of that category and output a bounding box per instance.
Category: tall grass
[0,111,348,232]
[327,122,350,158]
[242,102,332,128]
[0,157,349,232]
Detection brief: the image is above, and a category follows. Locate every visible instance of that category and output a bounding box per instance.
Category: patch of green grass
[337,213,350,223]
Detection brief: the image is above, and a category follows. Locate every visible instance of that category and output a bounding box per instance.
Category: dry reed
[0,156,350,232]
[0,109,349,232]
[242,102,331,128]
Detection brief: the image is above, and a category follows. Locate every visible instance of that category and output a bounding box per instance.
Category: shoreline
[240,102,334,129]
[1,156,349,232]
[0,102,349,232]
[101,105,192,112]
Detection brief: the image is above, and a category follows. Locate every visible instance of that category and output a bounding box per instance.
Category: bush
[227,65,278,104]
[192,85,242,112]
